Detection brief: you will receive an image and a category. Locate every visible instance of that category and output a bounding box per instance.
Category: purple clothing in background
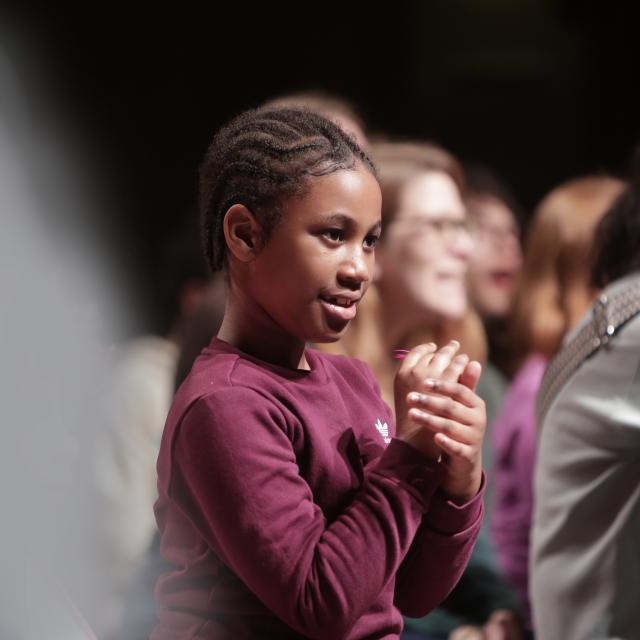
[491,353,547,629]
[152,337,483,639]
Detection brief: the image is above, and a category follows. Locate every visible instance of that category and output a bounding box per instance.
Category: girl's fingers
[416,379,482,409]
[442,353,469,383]
[398,342,437,374]
[459,360,482,392]
[407,391,475,424]
[414,340,460,384]
[408,409,478,445]
[433,432,475,460]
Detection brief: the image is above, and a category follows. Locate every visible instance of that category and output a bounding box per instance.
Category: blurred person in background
[491,175,625,634]
[92,218,225,639]
[531,180,640,640]
[322,140,485,404]
[321,140,525,640]
[465,165,524,380]
[464,165,524,518]
[264,89,369,149]
[445,166,526,640]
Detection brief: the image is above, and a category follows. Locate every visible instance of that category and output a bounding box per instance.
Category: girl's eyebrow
[323,213,355,227]
[322,213,382,234]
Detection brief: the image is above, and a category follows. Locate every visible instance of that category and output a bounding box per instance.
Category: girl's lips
[319,297,358,322]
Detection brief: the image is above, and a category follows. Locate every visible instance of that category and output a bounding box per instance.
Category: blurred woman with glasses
[321,140,525,639]
[322,141,482,405]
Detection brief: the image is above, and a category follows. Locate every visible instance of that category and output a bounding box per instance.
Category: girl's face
[378,171,473,322]
[247,165,382,344]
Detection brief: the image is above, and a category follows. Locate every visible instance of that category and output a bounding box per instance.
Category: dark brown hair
[200,106,376,271]
[591,182,640,288]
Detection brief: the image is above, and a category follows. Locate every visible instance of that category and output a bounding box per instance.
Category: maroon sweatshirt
[152,338,483,639]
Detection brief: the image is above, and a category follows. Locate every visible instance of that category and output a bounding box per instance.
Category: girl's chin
[307,323,350,344]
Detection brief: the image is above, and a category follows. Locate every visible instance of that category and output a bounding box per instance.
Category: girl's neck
[217,290,309,371]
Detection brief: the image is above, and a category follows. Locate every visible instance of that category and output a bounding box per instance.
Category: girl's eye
[364,234,380,249]
[323,228,344,242]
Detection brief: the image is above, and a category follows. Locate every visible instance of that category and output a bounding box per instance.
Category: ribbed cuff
[424,472,485,535]
[372,438,446,508]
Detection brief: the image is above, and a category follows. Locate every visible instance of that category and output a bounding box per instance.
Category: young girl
[152,107,486,639]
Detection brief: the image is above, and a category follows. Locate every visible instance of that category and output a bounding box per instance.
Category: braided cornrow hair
[200,106,377,272]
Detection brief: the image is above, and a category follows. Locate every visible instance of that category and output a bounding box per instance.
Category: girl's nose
[338,248,371,287]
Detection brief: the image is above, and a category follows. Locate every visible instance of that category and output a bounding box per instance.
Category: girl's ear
[223,204,262,263]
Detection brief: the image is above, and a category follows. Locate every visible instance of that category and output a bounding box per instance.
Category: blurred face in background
[378,170,473,323]
[466,195,522,320]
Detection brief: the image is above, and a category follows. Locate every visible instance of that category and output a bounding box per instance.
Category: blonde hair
[320,141,485,408]
[370,141,465,225]
[510,175,625,369]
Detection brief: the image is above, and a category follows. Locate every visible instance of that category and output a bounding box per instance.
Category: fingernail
[424,379,436,388]
[408,392,420,402]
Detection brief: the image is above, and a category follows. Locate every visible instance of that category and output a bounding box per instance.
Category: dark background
[4,1,639,331]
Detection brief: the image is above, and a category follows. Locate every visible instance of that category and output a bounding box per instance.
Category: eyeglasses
[470,221,520,245]
[387,216,473,243]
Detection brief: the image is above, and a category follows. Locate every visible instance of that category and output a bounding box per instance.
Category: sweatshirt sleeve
[436,526,523,624]
[393,473,484,617]
[168,386,445,639]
